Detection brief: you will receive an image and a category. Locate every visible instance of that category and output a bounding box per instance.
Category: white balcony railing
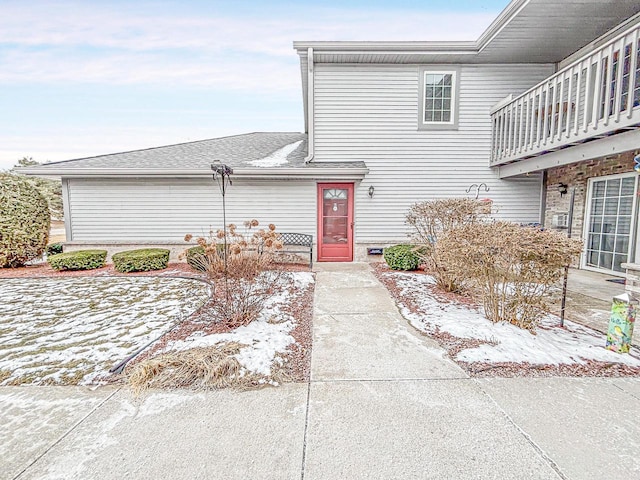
[491,20,640,166]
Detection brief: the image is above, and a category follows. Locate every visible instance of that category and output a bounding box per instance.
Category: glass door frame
[581,172,639,275]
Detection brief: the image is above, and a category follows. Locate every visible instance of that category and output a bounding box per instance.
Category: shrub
[48,250,107,271]
[112,248,170,273]
[406,198,491,292]
[185,246,205,271]
[46,243,64,256]
[182,220,283,281]
[438,222,583,331]
[0,173,51,267]
[383,244,424,271]
[182,220,285,326]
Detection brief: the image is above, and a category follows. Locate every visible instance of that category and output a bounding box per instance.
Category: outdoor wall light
[368,185,375,198]
[558,183,568,196]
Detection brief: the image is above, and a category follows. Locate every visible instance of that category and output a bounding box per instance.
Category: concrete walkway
[2,263,640,480]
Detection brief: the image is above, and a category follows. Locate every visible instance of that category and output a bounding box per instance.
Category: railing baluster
[583,60,593,132]
[516,98,523,152]
[574,62,583,136]
[627,30,639,118]
[536,86,544,147]
[591,50,604,130]
[557,73,565,141]
[566,68,574,139]
[489,115,498,165]
[614,37,627,123]
[510,102,517,155]
[542,86,551,145]
[603,43,615,126]
[524,92,532,151]
[501,107,508,159]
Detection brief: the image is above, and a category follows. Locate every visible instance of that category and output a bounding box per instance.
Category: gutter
[292,41,478,53]
[304,47,314,163]
[16,166,369,180]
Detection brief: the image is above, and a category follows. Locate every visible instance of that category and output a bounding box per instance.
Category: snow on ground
[0,277,211,385]
[165,271,314,376]
[247,140,304,167]
[385,271,640,367]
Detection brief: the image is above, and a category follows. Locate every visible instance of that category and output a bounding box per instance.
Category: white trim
[19,166,369,180]
[422,71,456,125]
[418,66,460,130]
[304,47,315,163]
[61,178,73,241]
[476,0,530,53]
[581,172,638,275]
[496,129,640,178]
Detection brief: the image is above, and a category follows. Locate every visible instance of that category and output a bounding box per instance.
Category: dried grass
[127,342,289,396]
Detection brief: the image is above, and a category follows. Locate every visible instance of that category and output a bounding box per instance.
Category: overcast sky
[0,0,509,170]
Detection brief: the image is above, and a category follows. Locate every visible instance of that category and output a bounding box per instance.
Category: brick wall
[544,150,638,240]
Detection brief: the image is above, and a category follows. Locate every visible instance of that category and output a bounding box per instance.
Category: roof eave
[293,41,479,55]
[475,0,529,51]
[17,166,370,180]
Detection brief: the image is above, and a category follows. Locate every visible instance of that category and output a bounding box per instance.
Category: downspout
[304,47,315,163]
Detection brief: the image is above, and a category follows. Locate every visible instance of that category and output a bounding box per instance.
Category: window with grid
[585,174,637,273]
[423,72,455,123]
[418,68,459,130]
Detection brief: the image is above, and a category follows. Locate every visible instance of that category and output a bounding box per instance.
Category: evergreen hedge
[0,173,51,267]
[46,242,64,256]
[383,244,424,271]
[112,248,170,273]
[48,250,107,271]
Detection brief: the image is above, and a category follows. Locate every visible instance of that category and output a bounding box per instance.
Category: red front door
[317,183,354,262]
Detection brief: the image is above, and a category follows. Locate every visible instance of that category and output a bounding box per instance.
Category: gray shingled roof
[32,132,310,170]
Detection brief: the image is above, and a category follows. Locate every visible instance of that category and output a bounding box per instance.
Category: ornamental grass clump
[406,198,491,292]
[0,173,51,267]
[182,220,284,327]
[438,222,583,331]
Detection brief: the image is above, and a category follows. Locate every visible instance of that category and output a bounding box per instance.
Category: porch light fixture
[368,185,375,198]
[558,183,568,197]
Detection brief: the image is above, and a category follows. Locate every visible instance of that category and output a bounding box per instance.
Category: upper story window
[418,66,459,130]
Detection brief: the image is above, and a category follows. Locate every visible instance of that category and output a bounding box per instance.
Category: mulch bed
[372,263,640,378]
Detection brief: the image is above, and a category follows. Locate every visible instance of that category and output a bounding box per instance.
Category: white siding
[313,63,556,242]
[67,178,317,242]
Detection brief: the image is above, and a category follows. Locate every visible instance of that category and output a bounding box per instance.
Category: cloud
[0,1,497,90]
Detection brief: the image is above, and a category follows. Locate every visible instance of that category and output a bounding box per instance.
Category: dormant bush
[0,173,51,267]
[183,220,282,280]
[182,220,284,327]
[438,222,583,331]
[406,198,491,291]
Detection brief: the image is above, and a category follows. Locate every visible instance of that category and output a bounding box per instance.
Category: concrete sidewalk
[2,263,640,480]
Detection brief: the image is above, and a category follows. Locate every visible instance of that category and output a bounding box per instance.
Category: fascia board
[17,167,369,179]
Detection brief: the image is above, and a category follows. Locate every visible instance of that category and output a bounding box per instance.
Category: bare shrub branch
[406,198,491,291]
[438,222,583,330]
[181,220,285,327]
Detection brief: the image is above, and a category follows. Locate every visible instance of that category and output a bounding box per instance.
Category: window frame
[418,66,460,130]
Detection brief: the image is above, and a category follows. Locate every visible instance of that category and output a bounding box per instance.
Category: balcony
[490,20,640,171]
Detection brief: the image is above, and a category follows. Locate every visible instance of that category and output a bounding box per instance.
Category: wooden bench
[277,233,313,268]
